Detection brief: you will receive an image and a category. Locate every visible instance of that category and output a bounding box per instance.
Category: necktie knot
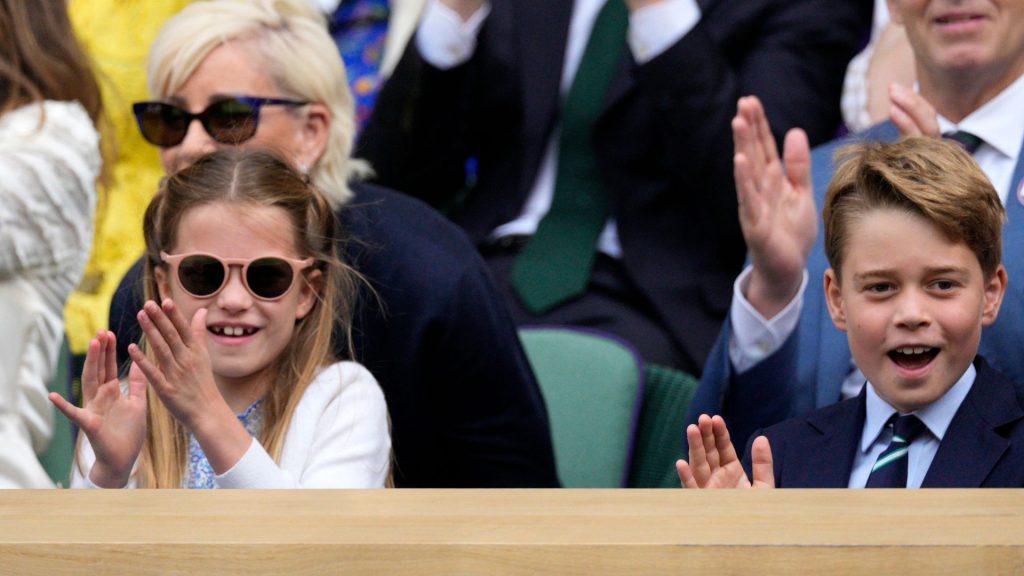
[864,414,926,488]
[942,130,984,154]
[890,413,926,444]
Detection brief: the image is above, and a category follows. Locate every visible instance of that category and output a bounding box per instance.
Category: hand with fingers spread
[128,299,252,473]
[733,95,817,320]
[49,331,147,488]
[676,414,776,489]
[888,83,940,138]
[128,299,224,433]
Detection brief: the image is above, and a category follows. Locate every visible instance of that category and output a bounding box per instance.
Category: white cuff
[416,0,491,70]
[728,265,808,374]
[628,0,700,64]
[215,437,290,489]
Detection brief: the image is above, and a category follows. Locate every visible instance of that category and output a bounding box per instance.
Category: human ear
[154,266,172,302]
[981,265,1008,326]
[823,268,848,332]
[296,103,330,171]
[295,269,322,321]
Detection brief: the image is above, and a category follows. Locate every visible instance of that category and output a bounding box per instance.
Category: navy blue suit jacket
[691,122,1024,447]
[743,358,1024,488]
[360,0,871,373]
[110,183,559,488]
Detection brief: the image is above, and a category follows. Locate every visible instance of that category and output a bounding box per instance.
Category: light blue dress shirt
[847,363,976,488]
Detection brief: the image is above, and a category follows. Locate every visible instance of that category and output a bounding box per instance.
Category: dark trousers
[483,237,695,374]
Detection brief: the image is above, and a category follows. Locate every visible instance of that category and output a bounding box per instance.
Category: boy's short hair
[823,137,1004,279]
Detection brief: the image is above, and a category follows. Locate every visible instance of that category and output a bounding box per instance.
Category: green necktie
[511,0,628,313]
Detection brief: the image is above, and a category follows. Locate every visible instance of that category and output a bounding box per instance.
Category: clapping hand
[127,299,222,434]
[676,414,776,489]
[49,331,147,488]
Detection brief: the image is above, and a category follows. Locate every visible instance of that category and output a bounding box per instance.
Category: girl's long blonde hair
[136,149,359,487]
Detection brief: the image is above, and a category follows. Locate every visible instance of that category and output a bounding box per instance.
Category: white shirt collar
[935,70,1024,162]
[860,361,977,453]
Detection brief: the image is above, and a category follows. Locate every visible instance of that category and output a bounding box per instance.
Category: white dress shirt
[417,0,700,258]
[0,101,99,488]
[729,70,1024,399]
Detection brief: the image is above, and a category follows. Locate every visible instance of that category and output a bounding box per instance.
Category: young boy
[677,137,1024,489]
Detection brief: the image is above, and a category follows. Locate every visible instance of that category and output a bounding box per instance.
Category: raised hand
[676,414,775,489]
[889,83,940,137]
[49,331,147,488]
[732,96,817,319]
[127,299,223,433]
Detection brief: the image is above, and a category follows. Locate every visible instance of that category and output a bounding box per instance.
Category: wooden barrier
[1,489,1022,574]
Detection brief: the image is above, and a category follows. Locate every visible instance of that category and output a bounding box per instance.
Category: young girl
[50,149,391,488]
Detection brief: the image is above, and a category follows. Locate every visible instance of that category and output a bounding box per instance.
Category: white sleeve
[216,362,391,488]
[0,101,98,489]
[415,0,491,70]
[0,101,99,275]
[627,0,700,64]
[728,265,808,374]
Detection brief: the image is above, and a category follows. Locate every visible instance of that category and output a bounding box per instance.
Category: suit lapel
[517,0,572,144]
[784,397,865,487]
[923,360,1024,487]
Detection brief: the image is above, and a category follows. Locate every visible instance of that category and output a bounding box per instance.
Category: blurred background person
[0,0,104,487]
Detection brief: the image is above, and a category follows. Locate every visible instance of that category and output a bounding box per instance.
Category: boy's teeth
[896,347,930,355]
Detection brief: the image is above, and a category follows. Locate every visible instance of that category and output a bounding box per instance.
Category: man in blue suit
[690,0,1024,448]
[678,137,1024,488]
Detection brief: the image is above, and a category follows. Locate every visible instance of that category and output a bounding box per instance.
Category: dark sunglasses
[161,252,315,301]
[133,97,308,148]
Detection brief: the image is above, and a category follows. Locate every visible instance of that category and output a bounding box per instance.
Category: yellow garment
[66,0,191,355]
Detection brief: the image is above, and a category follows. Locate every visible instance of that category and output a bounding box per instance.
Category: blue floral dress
[187,398,265,489]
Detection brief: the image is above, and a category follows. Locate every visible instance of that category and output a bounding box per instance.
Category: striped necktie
[865,414,926,488]
[942,130,983,154]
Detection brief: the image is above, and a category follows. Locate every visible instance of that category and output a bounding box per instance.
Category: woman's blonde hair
[136,148,360,487]
[147,0,369,208]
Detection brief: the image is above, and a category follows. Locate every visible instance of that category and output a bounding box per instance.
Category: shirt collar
[935,70,1024,162]
[860,362,977,453]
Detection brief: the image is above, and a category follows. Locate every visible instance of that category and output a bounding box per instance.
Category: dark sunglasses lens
[177,255,225,297]
[204,99,259,144]
[136,103,189,147]
[246,258,295,299]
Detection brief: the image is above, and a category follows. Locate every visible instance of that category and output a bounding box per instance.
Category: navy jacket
[743,358,1024,488]
[110,183,560,488]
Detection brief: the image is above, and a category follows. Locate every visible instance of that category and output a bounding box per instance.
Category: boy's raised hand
[733,96,817,320]
[49,331,147,488]
[676,414,776,489]
[128,299,222,433]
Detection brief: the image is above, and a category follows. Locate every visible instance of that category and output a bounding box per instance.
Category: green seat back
[628,364,698,488]
[519,327,643,488]
[38,337,75,487]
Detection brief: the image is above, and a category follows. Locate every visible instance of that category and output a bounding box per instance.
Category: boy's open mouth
[888,346,939,370]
